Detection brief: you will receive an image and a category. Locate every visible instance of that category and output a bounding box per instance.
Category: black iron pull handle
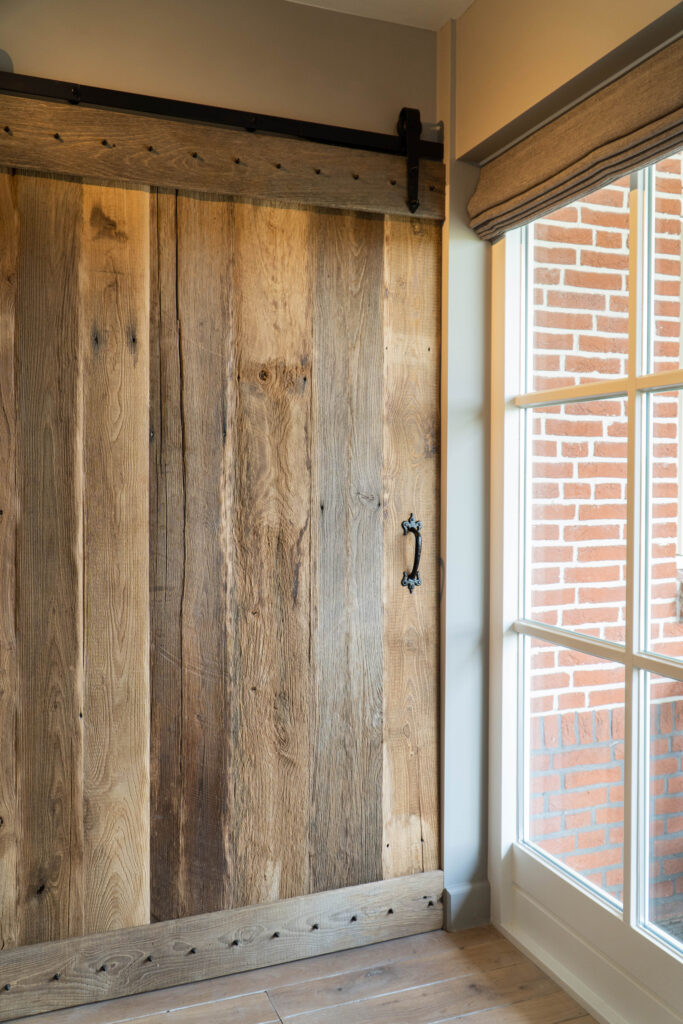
[401,512,422,594]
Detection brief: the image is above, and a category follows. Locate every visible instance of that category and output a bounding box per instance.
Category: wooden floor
[14,927,597,1024]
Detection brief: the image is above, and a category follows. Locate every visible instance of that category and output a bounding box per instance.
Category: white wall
[0,0,436,134]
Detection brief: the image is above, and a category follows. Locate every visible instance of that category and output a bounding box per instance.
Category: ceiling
[285,0,476,31]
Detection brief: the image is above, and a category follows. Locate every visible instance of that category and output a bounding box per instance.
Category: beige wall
[0,0,436,134]
[454,0,680,157]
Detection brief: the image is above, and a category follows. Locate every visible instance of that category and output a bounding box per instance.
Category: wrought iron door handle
[401,512,422,594]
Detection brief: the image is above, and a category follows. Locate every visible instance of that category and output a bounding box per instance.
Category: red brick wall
[526,156,683,935]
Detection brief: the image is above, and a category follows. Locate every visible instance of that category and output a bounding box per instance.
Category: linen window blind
[468,35,683,241]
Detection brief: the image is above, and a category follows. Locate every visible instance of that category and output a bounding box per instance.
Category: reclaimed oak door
[0,169,440,948]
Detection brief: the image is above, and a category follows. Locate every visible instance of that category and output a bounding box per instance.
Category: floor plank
[278,962,559,1023]
[129,992,280,1024]
[18,927,597,1024]
[438,990,595,1023]
[267,937,527,1016]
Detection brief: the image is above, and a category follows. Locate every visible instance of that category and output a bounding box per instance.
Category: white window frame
[490,167,683,1024]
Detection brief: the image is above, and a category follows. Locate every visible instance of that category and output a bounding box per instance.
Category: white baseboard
[443,879,491,931]
[497,887,683,1024]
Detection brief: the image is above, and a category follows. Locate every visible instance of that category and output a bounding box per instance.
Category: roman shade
[468,35,683,241]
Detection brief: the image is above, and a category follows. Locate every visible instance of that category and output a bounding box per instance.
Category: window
[491,149,683,1017]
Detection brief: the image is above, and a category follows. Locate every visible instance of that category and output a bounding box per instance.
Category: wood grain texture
[0,170,441,987]
[0,95,445,222]
[272,961,556,1024]
[230,200,313,907]
[149,189,185,924]
[134,993,280,1024]
[10,929,495,1024]
[14,172,85,945]
[267,936,527,1017]
[6,927,598,1024]
[442,993,595,1024]
[80,181,151,933]
[173,192,233,916]
[310,210,385,894]
[0,169,18,952]
[382,217,441,877]
[0,871,443,1021]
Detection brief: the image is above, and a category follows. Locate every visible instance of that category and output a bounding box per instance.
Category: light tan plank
[0,871,443,1021]
[81,181,151,934]
[310,209,385,893]
[148,189,185,924]
[172,192,233,916]
[382,216,441,877]
[126,992,279,1024]
[441,990,593,1022]
[0,169,18,951]
[280,961,555,1024]
[6,928,496,1024]
[230,200,312,907]
[0,94,444,221]
[268,936,526,1017]
[15,172,85,945]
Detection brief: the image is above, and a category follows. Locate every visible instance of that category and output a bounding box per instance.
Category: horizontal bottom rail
[0,870,444,1021]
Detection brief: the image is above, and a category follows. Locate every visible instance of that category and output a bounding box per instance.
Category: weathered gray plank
[80,181,151,934]
[382,217,441,877]
[173,192,233,916]
[229,199,313,907]
[0,168,18,951]
[310,210,384,893]
[15,172,85,946]
[149,189,185,924]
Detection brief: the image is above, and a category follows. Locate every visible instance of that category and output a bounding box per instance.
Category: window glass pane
[526,638,624,905]
[645,389,683,660]
[646,673,683,950]
[529,176,630,392]
[648,149,682,375]
[528,398,627,639]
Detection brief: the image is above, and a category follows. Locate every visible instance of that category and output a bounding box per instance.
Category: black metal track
[0,70,443,162]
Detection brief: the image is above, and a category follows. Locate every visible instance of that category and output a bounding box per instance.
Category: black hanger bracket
[397,107,422,214]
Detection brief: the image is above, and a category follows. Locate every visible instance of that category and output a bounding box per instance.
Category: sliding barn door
[0,166,439,1012]
[146,192,440,924]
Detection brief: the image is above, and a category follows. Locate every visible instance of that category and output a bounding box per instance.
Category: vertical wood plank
[310,210,384,893]
[230,201,312,907]
[80,181,151,932]
[0,169,18,950]
[382,217,441,877]
[174,192,232,915]
[15,173,85,944]
[149,189,185,924]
